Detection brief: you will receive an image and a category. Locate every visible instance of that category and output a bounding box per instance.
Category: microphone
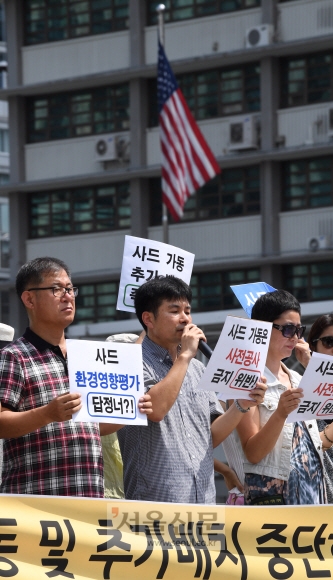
[198,339,213,360]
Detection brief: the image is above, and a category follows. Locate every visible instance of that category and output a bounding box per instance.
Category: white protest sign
[287,352,333,423]
[197,315,272,399]
[67,339,147,426]
[116,235,195,313]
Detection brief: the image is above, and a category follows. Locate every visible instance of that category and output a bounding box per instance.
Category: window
[27,84,129,143]
[147,0,260,25]
[283,157,333,210]
[149,166,260,225]
[0,129,9,153]
[191,268,260,312]
[74,281,130,324]
[148,64,260,126]
[24,0,129,45]
[284,262,333,302]
[29,182,131,238]
[0,174,9,184]
[281,52,333,108]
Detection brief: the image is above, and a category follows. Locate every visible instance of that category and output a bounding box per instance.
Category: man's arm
[0,392,82,439]
[147,324,205,422]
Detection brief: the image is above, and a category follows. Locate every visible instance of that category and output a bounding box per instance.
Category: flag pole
[157,3,169,244]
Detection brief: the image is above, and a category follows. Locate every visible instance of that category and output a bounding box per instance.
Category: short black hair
[251,289,301,322]
[135,276,192,331]
[308,313,333,351]
[16,257,71,298]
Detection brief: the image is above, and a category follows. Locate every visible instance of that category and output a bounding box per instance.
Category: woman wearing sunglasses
[237,289,331,505]
[305,314,333,503]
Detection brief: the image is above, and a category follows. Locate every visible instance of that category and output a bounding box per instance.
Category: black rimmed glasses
[27,286,79,298]
[312,336,333,349]
[272,323,306,339]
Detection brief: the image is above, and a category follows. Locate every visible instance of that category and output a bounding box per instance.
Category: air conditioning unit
[245,24,274,49]
[307,235,330,252]
[328,108,333,138]
[115,134,130,162]
[95,135,116,161]
[228,115,258,151]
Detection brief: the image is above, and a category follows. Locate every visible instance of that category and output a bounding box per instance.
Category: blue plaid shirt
[118,336,222,504]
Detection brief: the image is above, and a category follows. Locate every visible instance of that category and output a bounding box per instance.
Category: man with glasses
[0,257,151,497]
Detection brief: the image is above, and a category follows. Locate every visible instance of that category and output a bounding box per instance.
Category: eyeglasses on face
[312,336,333,349]
[272,323,306,339]
[27,286,79,298]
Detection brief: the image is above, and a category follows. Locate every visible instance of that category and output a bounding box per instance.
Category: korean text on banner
[230,281,276,318]
[197,315,272,399]
[67,339,147,426]
[116,235,195,313]
[287,351,333,423]
[2,495,333,580]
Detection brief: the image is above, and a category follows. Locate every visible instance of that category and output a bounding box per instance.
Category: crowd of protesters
[0,256,332,507]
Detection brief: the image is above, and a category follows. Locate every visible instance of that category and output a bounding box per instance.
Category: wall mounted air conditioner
[307,235,329,252]
[328,108,333,138]
[95,135,116,161]
[228,115,258,151]
[115,134,130,162]
[245,24,274,49]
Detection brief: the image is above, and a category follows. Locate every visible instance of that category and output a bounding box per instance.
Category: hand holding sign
[44,392,82,423]
[197,315,272,400]
[67,339,147,426]
[235,375,268,410]
[287,352,333,423]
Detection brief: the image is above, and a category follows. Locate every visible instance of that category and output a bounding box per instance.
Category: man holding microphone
[118,276,266,504]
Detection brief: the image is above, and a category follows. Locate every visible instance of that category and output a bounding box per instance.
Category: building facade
[1,0,333,347]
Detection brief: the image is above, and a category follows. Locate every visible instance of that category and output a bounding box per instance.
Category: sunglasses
[272,323,306,339]
[312,336,333,349]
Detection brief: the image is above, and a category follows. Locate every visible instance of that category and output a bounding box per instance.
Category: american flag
[157,40,220,221]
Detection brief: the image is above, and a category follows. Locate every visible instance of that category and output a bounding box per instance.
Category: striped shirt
[118,336,222,503]
[0,328,104,497]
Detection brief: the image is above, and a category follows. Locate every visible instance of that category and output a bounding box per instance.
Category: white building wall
[278,0,333,42]
[277,103,333,148]
[149,215,262,263]
[25,132,130,181]
[145,9,261,65]
[280,207,333,254]
[22,31,130,85]
[26,230,128,275]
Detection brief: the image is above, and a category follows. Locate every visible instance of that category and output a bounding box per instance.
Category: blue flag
[231,282,277,318]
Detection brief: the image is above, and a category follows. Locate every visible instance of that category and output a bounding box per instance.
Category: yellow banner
[0,495,332,579]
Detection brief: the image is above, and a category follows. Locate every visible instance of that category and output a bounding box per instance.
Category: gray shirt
[118,336,222,503]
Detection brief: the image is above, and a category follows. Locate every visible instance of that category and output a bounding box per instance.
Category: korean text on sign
[116,235,195,313]
[67,339,147,426]
[230,281,277,318]
[287,352,333,423]
[197,315,272,400]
